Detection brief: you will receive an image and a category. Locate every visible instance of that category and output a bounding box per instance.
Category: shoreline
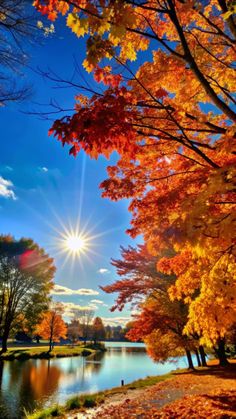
[0,344,106,361]
[27,359,236,419]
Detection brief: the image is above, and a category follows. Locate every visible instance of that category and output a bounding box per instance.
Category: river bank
[0,343,105,361]
[27,360,236,419]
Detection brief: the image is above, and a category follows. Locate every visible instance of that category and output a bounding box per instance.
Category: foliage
[92,316,105,343]
[34,1,236,347]
[102,244,174,311]
[0,235,55,352]
[67,319,81,343]
[65,396,81,410]
[102,244,197,365]
[36,306,67,351]
[75,308,94,343]
[127,295,191,362]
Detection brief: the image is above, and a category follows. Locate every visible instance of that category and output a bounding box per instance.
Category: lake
[0,342,187,418]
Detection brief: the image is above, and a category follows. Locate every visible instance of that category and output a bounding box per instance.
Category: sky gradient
[0,15,140,326]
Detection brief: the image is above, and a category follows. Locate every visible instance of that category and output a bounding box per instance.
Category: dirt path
[66,363,236,418]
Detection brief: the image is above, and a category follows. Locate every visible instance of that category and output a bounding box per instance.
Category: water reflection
[0,360,61,418]
[0,344,186,418]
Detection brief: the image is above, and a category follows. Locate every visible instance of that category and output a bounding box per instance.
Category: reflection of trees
[24,360,60,399]
[0,359,61,418]
[0,362,9,419]
[82,351,105,380]
[0,361,3,387]
[0,352,106,417]
[125,347,146,354]
[19,360,61,413]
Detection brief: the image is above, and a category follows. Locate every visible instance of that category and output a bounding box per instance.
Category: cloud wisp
[90,299,109,308]
[39,166,49,172]
[60,301,97,318]
[101,316,131,326]
[0,176,16,200]
[90,299,104,304]
[51,284,99,296]
[97,268,110,274]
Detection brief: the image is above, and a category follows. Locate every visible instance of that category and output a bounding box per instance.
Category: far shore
[0,343,106,361]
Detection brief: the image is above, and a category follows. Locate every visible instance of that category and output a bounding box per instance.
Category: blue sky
[0,14,140,326]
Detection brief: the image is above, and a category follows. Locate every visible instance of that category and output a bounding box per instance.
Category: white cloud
[39,166,48,172]
[90,299,109,308]
[97,268,110,274]
[101,316,131,326]
[90,299,104,304]
[51,284,99,296]
[59,302,95,318]
[89,304,98,310]
[0,176,16,200]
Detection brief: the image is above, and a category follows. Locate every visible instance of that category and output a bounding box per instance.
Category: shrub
[66,396,81,410]
[83,396,97,408]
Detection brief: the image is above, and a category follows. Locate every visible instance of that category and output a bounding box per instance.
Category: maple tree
[36,305,67,351]
[34,1,236,352]
[103,244,201,368]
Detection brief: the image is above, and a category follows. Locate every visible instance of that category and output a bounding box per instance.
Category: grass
[27,405,63,419]
[0,344,97,360]
[26,371,174,419]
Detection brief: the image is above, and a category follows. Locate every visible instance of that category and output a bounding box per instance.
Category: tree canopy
[0,235,55,352]
[34,1,236,350]
[36,305,67,351]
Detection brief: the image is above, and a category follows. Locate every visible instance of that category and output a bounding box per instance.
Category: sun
[65,234,85,253]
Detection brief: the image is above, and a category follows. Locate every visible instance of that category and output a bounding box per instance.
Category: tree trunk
[1,336,7,354]
[199,345,207,367]
[49,337,53,352]
[195,349,201,367]
[216,339,229,366]
[185,349,194,369]
[1,327,10,354]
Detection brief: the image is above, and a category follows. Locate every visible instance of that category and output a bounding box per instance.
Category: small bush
[81,349,91,356]
[83,396,97,408]
[85,342,106,351]
[66,396,81,410]
[50,405,62,417]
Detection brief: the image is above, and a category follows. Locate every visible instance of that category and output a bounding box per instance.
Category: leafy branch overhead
[34,0,236,349]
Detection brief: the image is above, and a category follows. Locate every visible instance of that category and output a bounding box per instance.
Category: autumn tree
[0,235,55,353]
[36,305,67,351]
[67,319,81,344]
[127,295,197,369]
[35,1,236,354]
[76,309,94,343]
[102,244,199,368]
[92,316,105,344]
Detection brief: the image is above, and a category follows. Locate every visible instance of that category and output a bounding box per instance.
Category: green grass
[26,371,174,418]
[0,345,95,360]
[27,405,63,419]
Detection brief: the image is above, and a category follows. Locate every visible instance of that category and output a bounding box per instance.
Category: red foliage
[49,87,138,160]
